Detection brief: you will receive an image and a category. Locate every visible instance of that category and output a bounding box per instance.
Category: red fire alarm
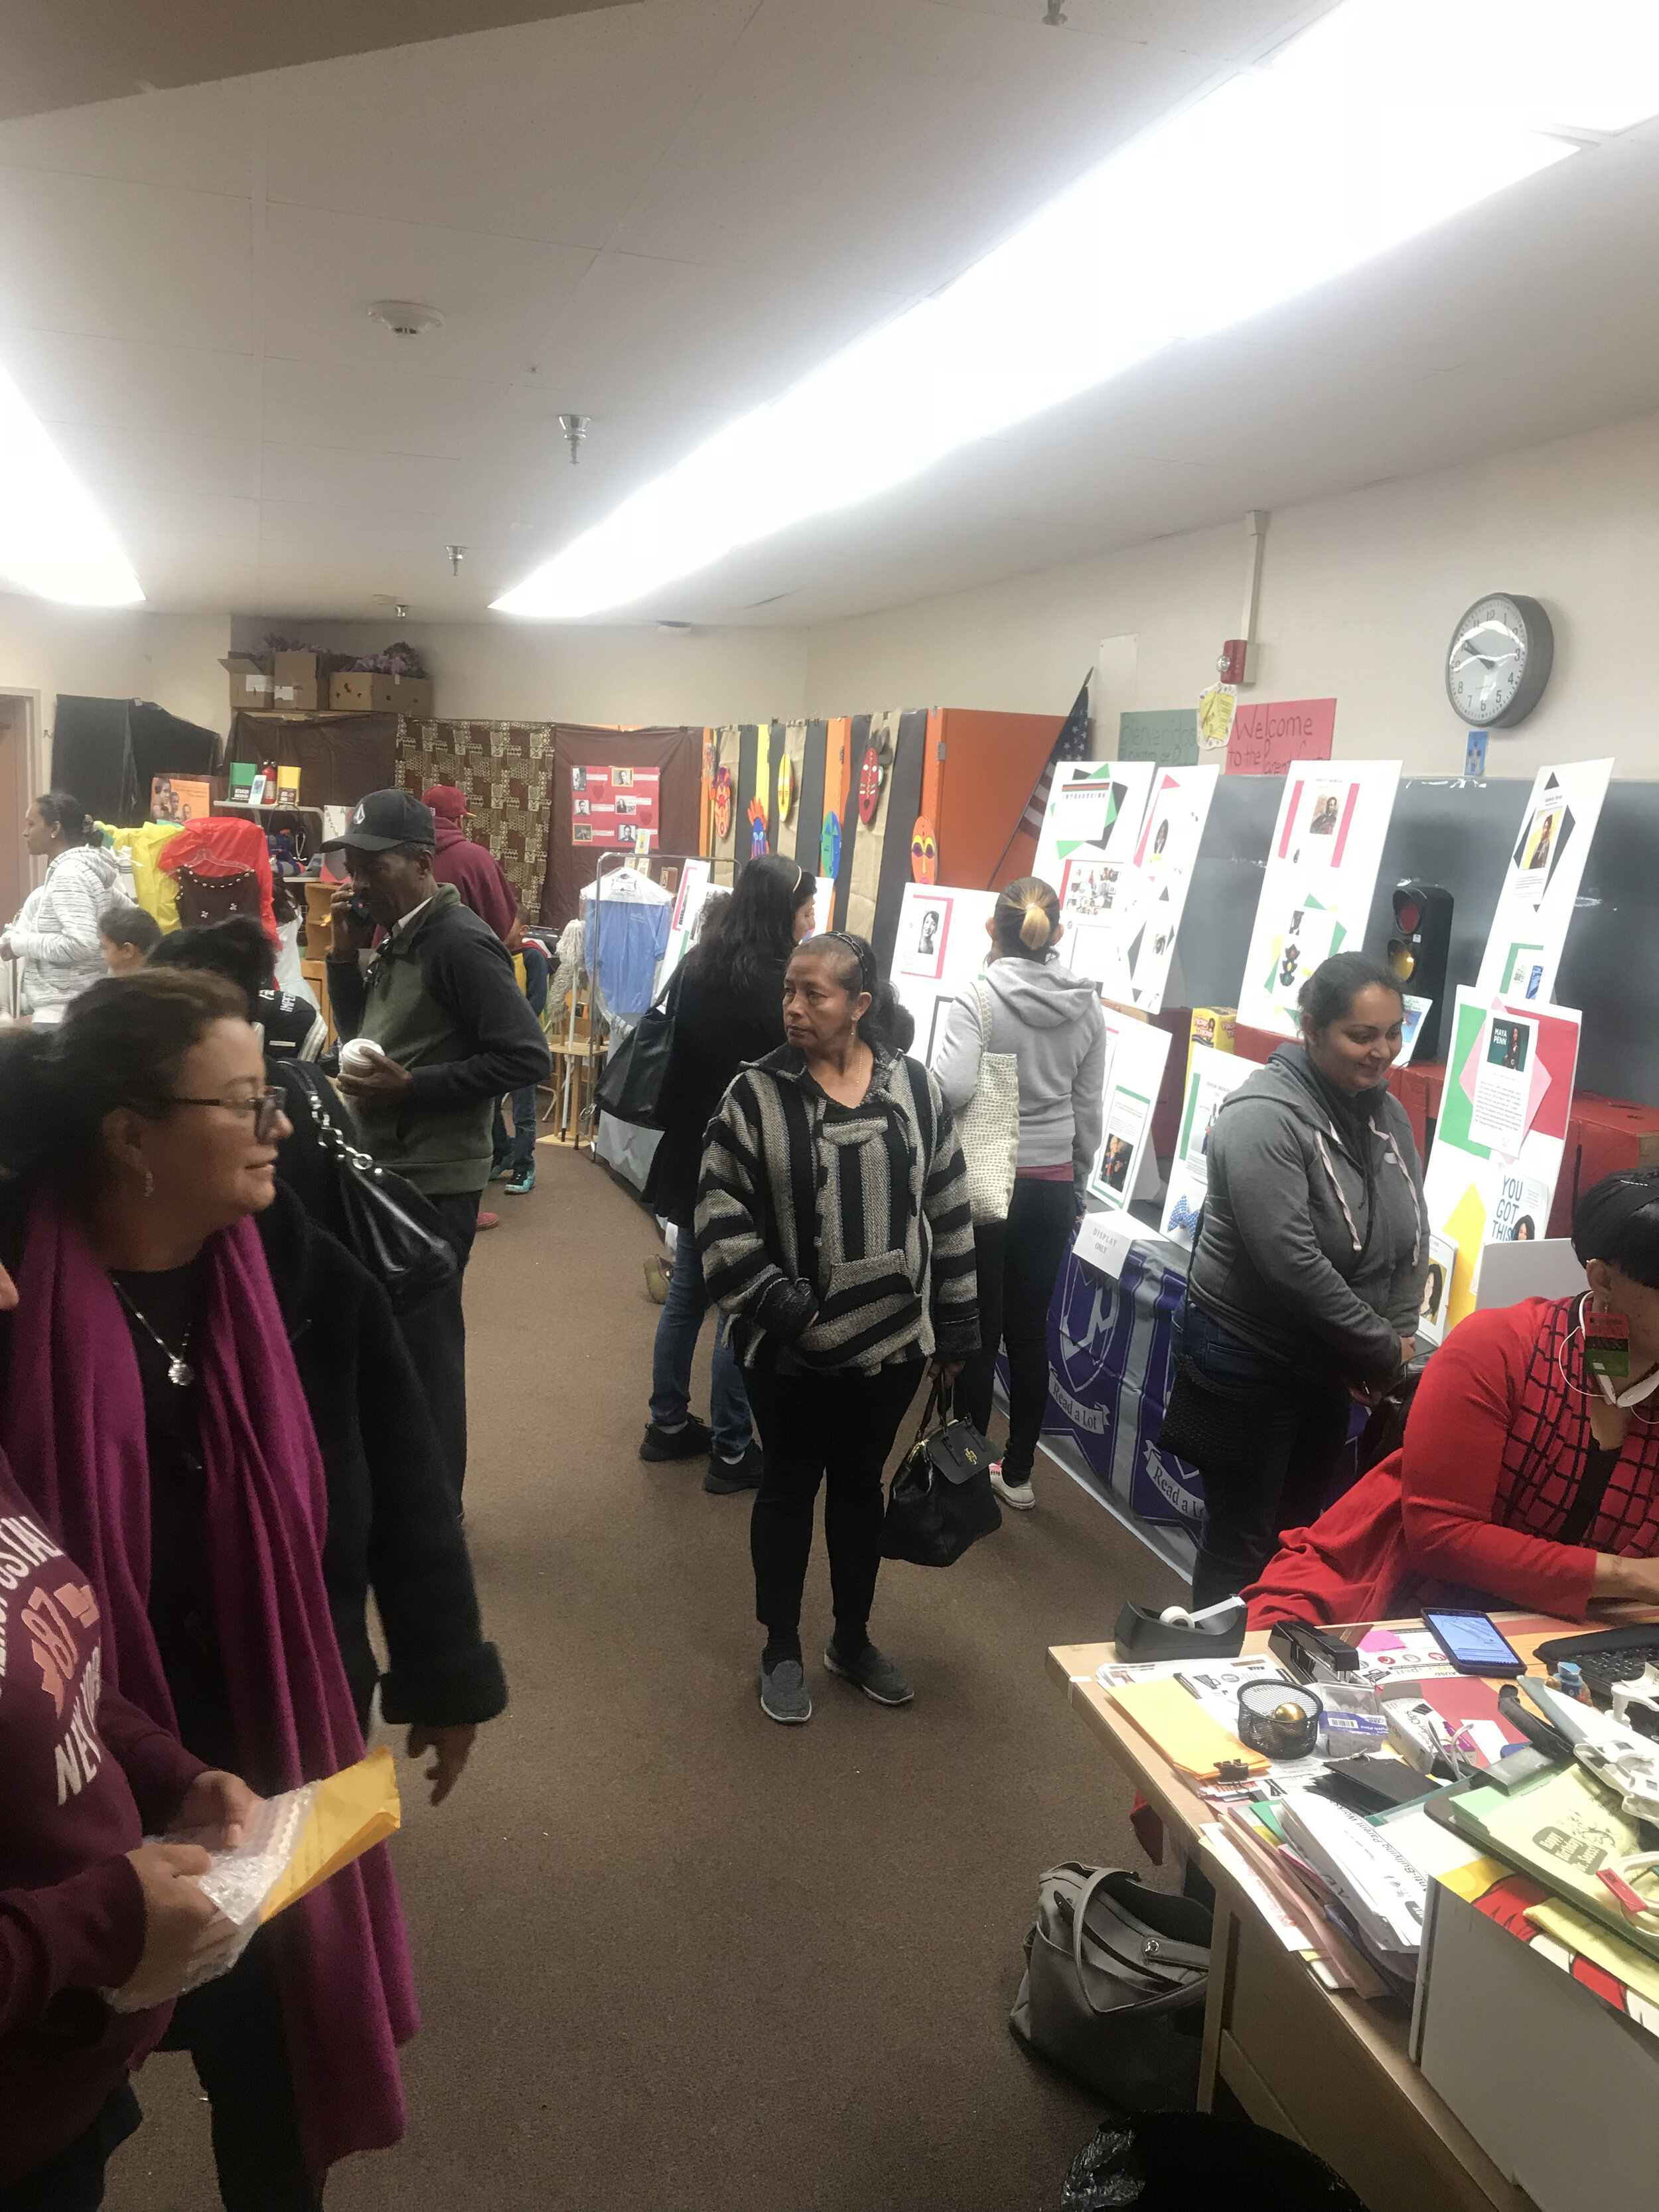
[1217,638,1249,684]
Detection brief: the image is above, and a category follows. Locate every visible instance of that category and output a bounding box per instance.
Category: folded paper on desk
[1106,1676,1269,1780]
[106,1746,401,2013]
[1441,1761,1659,1964]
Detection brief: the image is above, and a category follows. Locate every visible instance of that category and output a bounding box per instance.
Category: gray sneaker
[824,1639,914,1707]
[759,1657,812,1725]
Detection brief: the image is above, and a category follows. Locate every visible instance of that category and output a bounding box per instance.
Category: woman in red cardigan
[1248,1171,1659,1627]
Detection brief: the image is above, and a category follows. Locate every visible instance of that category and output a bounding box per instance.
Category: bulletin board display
[888,881,999,1070]
[1234,760,1402,1039]
[1473,758,1612,1007]
[571,763,660,849]
[1086,1011,1172,1213]
[1119,763,1219,1015]
[1421,987,1582,1330]
[1032,759,1155,891]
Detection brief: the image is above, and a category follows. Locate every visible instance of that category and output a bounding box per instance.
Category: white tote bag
[953,977,1020,1225]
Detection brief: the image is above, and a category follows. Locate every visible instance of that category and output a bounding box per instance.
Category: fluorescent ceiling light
[0,362,144,607]
[496,0,1659,619]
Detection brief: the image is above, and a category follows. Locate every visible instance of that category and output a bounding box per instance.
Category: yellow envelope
[1108,1678,1269,1781]
[261,1745,401,1921]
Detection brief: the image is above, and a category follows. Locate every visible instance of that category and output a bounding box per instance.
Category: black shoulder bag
[881,1378,1001,1567]
[281,1063,458,1313]
[595,968,682,1130]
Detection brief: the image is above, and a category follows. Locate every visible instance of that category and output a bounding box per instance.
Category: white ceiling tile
[258,0,758,247]
[49,421,262,501]
[259,358,509,459]
[0,77,255,195]
[0,328,259,439]
[918,0,1331,64]
[261,204,595,384]
[0,167,253,350]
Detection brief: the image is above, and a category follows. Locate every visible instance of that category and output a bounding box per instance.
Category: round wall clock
[1445,594,1553,729]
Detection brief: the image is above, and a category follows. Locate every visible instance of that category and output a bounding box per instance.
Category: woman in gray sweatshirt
[1180,950,1427,1605]
[934,878,1106,1510]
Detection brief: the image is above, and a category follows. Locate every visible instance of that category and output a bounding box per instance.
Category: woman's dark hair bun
[1297,950,1404,1031]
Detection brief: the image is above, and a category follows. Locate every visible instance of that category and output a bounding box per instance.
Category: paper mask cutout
[857,747,881,826]
[747,797,768,858]
[821,810,841,879]
[910,816,937,884]
[776,751,794,822]
[712,766,733,842]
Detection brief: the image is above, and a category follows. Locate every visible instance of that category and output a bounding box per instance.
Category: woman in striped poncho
[697,932,979,1726]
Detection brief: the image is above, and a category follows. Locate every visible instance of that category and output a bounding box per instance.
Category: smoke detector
[369,300,445,338]
[558,412,590,465]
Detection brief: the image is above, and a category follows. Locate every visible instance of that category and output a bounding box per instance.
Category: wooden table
[1048,1629,1555,2212]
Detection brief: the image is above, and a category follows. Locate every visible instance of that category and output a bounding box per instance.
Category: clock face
[1445,593,1554,729]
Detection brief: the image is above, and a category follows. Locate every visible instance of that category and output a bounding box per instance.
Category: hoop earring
[143,1169,155,1200]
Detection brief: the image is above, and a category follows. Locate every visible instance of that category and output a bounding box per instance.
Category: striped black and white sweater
[696,1043,980,1374]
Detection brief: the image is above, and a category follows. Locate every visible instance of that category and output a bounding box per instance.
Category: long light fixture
[494,0,1659,619]
[0,362,144,606]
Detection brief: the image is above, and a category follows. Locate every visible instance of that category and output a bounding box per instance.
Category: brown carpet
[113,1145,1184,2212]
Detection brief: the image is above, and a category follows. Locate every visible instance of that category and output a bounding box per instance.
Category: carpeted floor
[113,1144,1185,2212]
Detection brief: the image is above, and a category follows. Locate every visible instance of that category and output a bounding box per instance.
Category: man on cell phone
[323,789,550,1500]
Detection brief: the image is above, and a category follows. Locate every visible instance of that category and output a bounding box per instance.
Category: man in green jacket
[325,788,551,1500]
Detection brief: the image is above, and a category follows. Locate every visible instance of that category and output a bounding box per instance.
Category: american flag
[1019,676,1092,837]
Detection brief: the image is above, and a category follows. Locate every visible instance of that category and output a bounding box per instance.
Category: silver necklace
[112,1280,196,1388]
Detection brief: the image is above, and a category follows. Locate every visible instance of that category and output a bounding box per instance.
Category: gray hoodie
[1186,1043,1427,1390]
[933,956,1107,1197]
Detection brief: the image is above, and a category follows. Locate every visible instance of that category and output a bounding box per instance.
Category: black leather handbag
[594,970,681,1130]
[881,1379,1002,1567]
[281,1064,458,1313]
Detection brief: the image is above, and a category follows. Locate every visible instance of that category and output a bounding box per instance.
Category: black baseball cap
[319,789,435,853]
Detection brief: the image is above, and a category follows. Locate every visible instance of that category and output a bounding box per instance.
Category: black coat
[0,1177,505,1736]
[641,960,787,1227]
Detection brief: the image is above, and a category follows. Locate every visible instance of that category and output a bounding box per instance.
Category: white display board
[1032,759,1155,892]
[1236,760,1402,1040]
[1086,1010,1172,1213]
[1159,1043,1255,1247]
[889,880,999,1067]
[1122,763,1219,1014]
[658,857,712,986]
[1473,759,1611,1006]
[1420,986,1581,1333]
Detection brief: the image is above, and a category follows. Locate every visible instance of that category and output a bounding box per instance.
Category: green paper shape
[1434,999,1492,1161]
[1118,709,1198,767]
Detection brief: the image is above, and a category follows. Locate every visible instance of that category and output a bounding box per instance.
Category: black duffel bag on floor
[1011,1863,1211,2111]
[879,1380,1001,1568]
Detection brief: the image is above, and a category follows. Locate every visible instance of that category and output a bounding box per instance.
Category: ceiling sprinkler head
[1044,0,1066,20]
[445,544,466,577]
[559,412,590,465]
[369,299,445,338]
[395,603,409,621]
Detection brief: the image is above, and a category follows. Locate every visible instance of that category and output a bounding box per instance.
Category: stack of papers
[1280,1795,1429,1966]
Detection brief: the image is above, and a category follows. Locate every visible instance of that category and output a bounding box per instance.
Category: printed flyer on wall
[1236,760,1402,1040]
[1033,759,1154,889]
[571,763,662,849]
[1087,1014,1171,1214]
[1159,1043,1254,1246]
[1420,987,1581,1328]
[1474,759,1611,1005]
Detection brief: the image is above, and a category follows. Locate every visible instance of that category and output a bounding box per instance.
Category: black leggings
[747,1361,924,1649]
[954,1178,1076,1476]
[0,2085,139,2212]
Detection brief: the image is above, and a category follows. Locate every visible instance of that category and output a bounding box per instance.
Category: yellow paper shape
[1443,1179,1488,1329]
[755,721,772,830]
[1108,1678,1269,1780]
[261,1745,401,1922]
[1526,1895,1659,2010]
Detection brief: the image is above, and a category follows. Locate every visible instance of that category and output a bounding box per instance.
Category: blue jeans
[492,1088,538,1175]
[648,1234,753,1460]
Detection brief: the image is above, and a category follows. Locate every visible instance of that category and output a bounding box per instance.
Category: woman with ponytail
[1,792,118,1016]
[697,931,978,1724]
[934,877,1106,1511]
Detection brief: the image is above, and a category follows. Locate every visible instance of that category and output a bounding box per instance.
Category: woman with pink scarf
[0,970,502,2209]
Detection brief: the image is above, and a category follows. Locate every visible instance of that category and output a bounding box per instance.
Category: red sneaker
[476,1208,500,1231]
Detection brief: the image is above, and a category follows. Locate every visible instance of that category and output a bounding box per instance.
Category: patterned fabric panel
[1497,1296,1659,1554]
[396,717,554,915]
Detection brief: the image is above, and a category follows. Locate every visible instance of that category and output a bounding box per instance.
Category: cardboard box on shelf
[1185,1005,1236,1092]
[328,672,433,716]
[270,651,346,713]
[222,654,273,711]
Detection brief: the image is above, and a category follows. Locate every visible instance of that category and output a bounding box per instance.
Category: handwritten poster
[1225,698,1335,777]
[571,764,661,850]
[1118,709,1198,769]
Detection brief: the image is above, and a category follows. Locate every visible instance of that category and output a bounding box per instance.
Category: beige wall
[228,615,808,731]
[11,403,1659,782]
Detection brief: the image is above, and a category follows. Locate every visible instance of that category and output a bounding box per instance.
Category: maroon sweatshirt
[431,816,518,943]
[0,1459,204,2183]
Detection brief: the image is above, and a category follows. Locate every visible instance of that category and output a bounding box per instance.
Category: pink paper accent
[1277,781,1305,861]
[1132,774,1181,868]
[1331,782,1360,867]
[1226,697,1336,776]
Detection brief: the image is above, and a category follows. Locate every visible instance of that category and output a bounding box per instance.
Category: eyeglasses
[165,1087,286,1142]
